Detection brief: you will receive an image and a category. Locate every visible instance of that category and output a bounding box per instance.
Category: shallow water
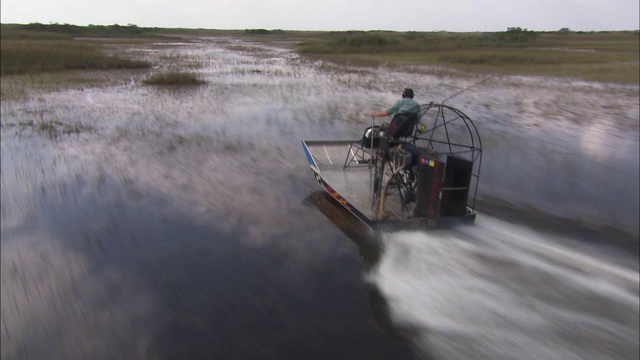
[1,37,638,359]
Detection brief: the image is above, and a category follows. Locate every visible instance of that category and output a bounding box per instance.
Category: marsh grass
[1,26,150,76]
[0,70,145,100]
[1,39,149,75]
[142,71,205,85]
[297,31,639,83]
[36,120,92,137]
[1,118,93,138]
[2,24,637,83]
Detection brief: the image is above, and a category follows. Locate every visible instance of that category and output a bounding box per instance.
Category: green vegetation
[244,29,286,35]
[297,29,639,83]
[1,39,150,75]
[490,27,538,43]
[142,71,205,85]
[1,118,93,138]
[19,22,146,36]
[1,23,637,83]
[296,29,543,54]
[1,24,151,76]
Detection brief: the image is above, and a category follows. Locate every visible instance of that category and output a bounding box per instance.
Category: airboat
[302,102,482,232]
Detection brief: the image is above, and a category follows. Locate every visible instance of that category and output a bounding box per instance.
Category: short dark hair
[402,88,414,99]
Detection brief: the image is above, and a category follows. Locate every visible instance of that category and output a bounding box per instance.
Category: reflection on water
[1,167,416,359]
[310,191,413,341]
[1,37,639,359]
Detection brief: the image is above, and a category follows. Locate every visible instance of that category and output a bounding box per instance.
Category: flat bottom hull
[302,140,476,231]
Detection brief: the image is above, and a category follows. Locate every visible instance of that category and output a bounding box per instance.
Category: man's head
[402,88,414,99]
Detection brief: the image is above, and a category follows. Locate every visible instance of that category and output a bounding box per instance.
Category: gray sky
[1,0,639,31]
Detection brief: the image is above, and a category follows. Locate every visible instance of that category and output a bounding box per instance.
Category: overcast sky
[1,0,639,32]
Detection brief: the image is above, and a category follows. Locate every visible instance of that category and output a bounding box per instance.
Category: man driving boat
[370,88,421,139]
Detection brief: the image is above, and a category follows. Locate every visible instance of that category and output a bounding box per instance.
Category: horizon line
[2,21,639,33]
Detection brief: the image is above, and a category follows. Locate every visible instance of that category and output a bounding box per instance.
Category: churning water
[1,36,638,359]
[369,218,638,360]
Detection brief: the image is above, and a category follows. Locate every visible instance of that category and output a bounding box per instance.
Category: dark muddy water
[1,37,638,359]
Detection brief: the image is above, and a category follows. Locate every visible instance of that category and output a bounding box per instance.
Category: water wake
[367,215,639,360]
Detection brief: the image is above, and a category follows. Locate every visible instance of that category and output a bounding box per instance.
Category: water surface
[1,37,638,359]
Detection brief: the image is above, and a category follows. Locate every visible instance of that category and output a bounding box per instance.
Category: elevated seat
[344,112,421,169]
[343,125,381,169]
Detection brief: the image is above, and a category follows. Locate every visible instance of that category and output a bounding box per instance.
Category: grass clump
[1,118,93,138]
[326,34,398,53]
[142,71,204,85]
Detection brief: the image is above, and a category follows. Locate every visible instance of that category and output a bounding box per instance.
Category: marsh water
[1,37,639,359]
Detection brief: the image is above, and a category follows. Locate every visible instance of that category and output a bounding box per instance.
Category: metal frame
[303,102,483,231]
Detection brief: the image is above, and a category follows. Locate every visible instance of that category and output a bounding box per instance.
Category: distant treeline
[244,29,285,34]
[16,22,147,36]
[299,28,544,54]
[297,27,638,54]
[491,27,538,42]
[4,23,292,37]
[3,23,635,39]
[1,23,637,82]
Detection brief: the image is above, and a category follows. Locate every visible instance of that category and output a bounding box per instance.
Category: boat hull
[302,140,476,232]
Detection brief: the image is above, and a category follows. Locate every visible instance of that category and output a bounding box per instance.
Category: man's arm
[371,110,389,118]
[372,99,401,118]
